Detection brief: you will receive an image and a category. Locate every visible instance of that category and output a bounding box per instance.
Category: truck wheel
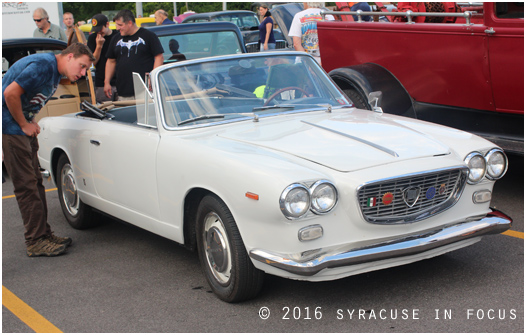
[56,154,99,230]
[345,88,371,110]
[196,194,264,302]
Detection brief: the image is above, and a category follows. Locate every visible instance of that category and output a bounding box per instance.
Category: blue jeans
[260,43,276,51]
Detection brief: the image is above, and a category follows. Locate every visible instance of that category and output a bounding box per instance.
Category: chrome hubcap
[61,163,79,216]
[203,212,231,285]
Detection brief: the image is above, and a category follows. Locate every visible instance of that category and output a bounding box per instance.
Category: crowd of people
[30,7,178,103]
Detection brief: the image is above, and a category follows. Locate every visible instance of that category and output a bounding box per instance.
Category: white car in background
[37,52,512,302]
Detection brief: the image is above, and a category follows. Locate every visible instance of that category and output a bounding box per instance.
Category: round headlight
[485,148,508,180]
[310,180,338,214]
[280,184,310,219]
[464,152,486,184]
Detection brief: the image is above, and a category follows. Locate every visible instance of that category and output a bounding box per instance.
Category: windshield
[157,54,351,128]
[157,31,243,64]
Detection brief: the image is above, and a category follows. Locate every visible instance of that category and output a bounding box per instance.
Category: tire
[345,87,371,110]
[56,154,99,230]
[196,195,264,302]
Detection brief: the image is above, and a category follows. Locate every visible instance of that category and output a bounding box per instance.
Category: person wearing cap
[87,14,118,103]
[154,9,175,25]
[32,7,67,42]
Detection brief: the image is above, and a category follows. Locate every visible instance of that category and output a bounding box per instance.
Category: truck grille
[357,167,468,224]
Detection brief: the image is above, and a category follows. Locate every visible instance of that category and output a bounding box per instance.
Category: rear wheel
[56,154,99,229]
[196,195,264,302]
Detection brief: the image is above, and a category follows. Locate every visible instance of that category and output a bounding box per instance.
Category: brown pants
[2,134,51,245]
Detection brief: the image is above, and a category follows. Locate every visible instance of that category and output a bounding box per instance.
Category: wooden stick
[73,24,96,105]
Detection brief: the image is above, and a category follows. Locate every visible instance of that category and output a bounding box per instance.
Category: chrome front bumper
[249,209,512,276]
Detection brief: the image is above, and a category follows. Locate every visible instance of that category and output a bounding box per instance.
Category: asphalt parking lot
[2,155,523,333]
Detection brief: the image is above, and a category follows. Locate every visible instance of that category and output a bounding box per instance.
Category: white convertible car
[38,52,512,302]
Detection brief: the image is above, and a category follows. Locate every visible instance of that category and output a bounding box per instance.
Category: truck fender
[329,63,417,118]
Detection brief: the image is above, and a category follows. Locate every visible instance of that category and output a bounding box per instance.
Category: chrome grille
[245,42,259,53]
[245,40,288,53]
[357,167,468,224]
[276,40,287,49]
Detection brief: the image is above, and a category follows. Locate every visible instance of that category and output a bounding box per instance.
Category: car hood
[218,110,452,172]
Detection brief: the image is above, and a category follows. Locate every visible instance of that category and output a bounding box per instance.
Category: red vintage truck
[318,2,524,154]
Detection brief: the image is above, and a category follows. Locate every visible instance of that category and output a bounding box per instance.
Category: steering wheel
[264,86,309,106]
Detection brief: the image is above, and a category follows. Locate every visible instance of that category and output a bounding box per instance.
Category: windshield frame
[151,51,351,131]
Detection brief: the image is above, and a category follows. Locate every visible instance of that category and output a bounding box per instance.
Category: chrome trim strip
[249,209,512,276]
[301,121,399,157]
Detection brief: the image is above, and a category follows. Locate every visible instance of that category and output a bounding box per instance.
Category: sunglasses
[34,18,45,22]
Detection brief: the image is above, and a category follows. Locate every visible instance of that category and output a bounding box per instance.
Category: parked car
[181,10,286,52]
[146,22,246,64]
[2,38,85,122]
[37,52,512,303]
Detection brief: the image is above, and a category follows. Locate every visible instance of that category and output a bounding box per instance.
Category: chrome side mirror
[368,91,383,114]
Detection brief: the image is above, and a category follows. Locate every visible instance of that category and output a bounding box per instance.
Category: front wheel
[344,87,371,110]
[56,154,99,230]
[196,195,264,302]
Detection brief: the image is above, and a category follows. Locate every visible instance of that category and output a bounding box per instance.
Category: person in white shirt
[288,2,334,65]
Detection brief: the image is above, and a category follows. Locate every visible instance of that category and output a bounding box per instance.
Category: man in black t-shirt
[87,14,118,103]
[104,9,164,100]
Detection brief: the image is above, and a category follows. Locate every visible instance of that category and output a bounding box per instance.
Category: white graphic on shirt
[29,93,47,106]
[117,37,146,57]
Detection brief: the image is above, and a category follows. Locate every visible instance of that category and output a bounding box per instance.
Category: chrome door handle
[485,27,496,35]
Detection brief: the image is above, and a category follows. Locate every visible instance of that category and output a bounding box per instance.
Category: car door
[89,120,161,220]
[485,2,524,114]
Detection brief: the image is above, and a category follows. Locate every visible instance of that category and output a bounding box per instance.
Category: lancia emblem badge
[402,187,421,207]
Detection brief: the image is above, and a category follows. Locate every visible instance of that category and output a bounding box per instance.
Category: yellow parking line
[502,230,524,239]
[2,286,62,333]
[2,188,57,200]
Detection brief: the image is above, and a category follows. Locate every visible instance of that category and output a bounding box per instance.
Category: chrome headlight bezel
[485,148,508,180]
[464,152,487,184]
[310,180,338,215]
[279,183,311,219]
[280,180,338,220]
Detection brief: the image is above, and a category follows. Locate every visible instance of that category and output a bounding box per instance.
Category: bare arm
[264,22,272,50]
[293,36,304,52]
[153,54,164,69]
[92,34,106,66]
[4,82,40,136]
[104,58,116,98]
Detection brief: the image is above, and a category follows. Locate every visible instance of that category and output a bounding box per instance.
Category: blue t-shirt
[2,53,61,135]
[259,16,276,44]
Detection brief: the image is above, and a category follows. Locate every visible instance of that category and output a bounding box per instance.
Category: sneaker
[48,233,72,247]
[26,237,67,257]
